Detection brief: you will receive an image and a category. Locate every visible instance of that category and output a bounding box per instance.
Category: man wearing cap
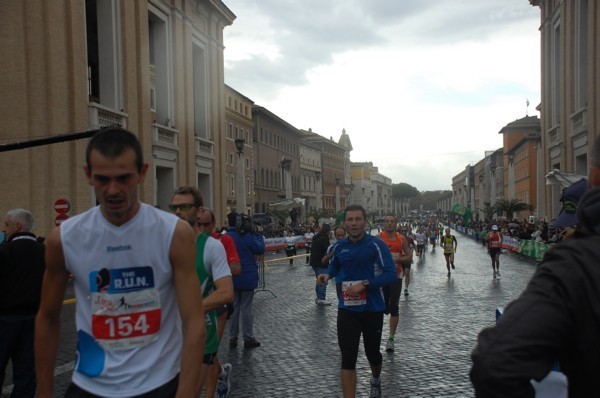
[484,225,503,279]
[471,136,600,397]
[553,178,588,230]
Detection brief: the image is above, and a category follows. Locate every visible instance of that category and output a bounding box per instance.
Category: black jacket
[0,232,45,315]
[471,187,600,397]
[309,231,330,269]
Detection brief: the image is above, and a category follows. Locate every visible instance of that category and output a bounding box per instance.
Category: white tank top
[61,203,181,396]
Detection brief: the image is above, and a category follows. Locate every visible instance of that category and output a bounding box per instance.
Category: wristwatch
[362,279,370,287]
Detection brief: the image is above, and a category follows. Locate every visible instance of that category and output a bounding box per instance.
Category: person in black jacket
[309,223,332,305]
[0,209,45,397]
[471,135,600,397]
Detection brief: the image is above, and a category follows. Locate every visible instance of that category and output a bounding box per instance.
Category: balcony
[88,103,127,129]
[195,137,214,158]
[570,108,587,137]
[152,123,178,150]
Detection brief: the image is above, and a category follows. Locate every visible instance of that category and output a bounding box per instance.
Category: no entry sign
[55,213,69,226]
[54,198,71,214]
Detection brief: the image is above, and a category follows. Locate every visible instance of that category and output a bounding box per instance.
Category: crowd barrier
[263,235,306,251]
[451,225,553,261]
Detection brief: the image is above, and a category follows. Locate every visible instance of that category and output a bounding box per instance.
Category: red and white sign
[55,214,69,226]
[54,199,71,214]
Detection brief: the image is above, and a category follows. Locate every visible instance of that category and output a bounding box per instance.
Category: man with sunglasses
[170,187,233,395]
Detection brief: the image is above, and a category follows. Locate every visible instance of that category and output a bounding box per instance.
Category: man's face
[334,229,346,240]
[445,228,451,236]
[169,193,198,228]
[344,210,366,241]
[84,148,148,226]
[3,218,18,239]
[383,216,396,233]
[196,208,214,235]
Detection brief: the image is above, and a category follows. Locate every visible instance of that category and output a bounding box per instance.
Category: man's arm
[202,240,233,312]
[170,220,206,397]
[471,261,572,397]
[398,236,412,263]
[35,227,70,398]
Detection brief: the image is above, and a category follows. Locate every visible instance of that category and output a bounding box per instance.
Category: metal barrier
[255,253,310,297]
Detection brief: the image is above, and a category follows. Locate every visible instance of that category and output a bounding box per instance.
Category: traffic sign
[55,214,69,226]
[54,198,70,214]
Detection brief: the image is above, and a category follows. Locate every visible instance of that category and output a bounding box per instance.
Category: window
[550,18,561,127]
[574,0,588,110]
[149,6,173,126]
[86,0,122,108]
[192,41,209,138]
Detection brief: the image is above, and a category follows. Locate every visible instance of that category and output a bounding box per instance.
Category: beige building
[529,0,600,219]
[252,106,302,213]
[224,85,254,216]
[302,129,351,216]
[0,0,234,235]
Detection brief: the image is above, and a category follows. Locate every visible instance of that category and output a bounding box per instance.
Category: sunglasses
[198,222,212,227]
[168,203,195,212]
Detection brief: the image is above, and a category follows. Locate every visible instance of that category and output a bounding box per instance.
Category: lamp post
[315,171,322,211]
[334,177,340,213]
[281,158,292,199]
[478,174,484,221]
[235,138,246,213]
[507,153,515,200]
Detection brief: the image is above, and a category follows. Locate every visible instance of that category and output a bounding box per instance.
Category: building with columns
[529,0,599,220]
[0,0,234,234]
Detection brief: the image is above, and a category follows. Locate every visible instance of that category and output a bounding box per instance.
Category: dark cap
[554,178,588,228]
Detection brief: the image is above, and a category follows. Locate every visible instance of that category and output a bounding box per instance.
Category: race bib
[341,281,367,306]
[89,267,162,351]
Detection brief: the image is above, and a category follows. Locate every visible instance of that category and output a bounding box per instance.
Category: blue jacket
[227,228,265,290]
[327,233,397,312]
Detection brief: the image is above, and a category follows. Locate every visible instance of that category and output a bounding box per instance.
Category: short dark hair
[173,186,204,208]
[343,204,366,221]
[320,223,331,234]
[86,127,144,172]
[202,207,216,223]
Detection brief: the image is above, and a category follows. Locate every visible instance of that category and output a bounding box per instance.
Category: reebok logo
[107,245,132,252]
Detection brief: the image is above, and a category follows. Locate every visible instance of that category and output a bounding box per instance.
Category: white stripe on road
[2,361,74,395]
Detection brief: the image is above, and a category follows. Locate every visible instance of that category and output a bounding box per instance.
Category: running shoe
[243,338,261,349]
[451,263,455,269]
[216,363,232,398]
[496,270,501,277]
[385,339,394,352]
[316,299,332,306]
[493,271,496,279]
[369,377,382,398]
[404,288,409,296]
[447,271,451,277]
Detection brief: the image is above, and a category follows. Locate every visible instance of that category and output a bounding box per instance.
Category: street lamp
[334,177,340,213]
[281,158,292,199]
[315,171,322,211]
[234,138,246,213]
[508,153,515,166]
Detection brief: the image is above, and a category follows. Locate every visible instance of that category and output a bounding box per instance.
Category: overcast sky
[223,0,541,191]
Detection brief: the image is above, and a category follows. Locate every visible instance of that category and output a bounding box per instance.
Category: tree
[392,183,419,199]
[494,198,532,220]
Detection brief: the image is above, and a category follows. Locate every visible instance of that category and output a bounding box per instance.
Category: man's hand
[316,274,330,286]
